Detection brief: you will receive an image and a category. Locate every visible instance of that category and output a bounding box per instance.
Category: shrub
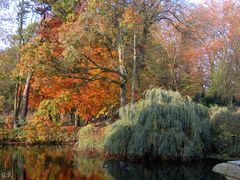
[210,106,240,152]
[77,88,211,160]
[22,115,62,143]
[36,99,60,122]
[77,124,106,153]
[0,116,62,143]
[0,127,24,142]
[15,99,64,143]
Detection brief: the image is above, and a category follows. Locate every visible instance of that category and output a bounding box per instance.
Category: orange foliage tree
[18,12,120,122]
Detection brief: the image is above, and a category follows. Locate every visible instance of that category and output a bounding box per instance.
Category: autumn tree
[14,0,240,124]
[16,11,120,122]
[11,0,34,127]
[204,0,240,100]
[180,0,240,103]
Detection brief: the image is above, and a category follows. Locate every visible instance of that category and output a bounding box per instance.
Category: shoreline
[0,141,238,162]
[1,138,231,162]
[0,141,76,146]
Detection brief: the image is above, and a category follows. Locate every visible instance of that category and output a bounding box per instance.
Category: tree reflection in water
[0,146,226,180]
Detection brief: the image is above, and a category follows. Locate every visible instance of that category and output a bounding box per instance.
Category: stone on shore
[213,161,240,180]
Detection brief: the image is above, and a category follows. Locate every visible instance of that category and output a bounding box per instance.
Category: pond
[0,146,226,180]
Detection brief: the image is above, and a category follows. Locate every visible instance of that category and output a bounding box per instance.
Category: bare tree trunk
[13,84,20,128]
[118,28,128,107]
[170,57,178,91]
[120,81,127,107]
[74,114,80,127]
[20,72,32,120]
[60,113,64,121]
[136,25,149,93]
[131,33,137,105]
[118,44,127,107]
[18,83,22,113]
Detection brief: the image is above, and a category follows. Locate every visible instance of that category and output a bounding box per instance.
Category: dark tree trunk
[13,83,20,128]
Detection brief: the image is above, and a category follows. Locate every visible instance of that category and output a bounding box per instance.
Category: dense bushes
[105,89,210,160]
[0,115,78,144]
[77,88,211,160]
[77,124,106,152]
[194,93,240,107]
[210,106,240,157]
[22,116,62,143]
[76,90,240,160]
[1,88,239,160]
[0,118,62,143]
[36,99,60,122]
[0,99,79,144]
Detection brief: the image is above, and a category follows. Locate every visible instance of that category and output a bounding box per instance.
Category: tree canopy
[0,0,240,132]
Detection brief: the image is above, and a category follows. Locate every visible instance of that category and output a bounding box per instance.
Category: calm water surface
[0,146,226,180]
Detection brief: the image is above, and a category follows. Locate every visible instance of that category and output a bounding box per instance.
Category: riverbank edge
[0,140,76,146]
[73,146,238,162]
[0,142,237,163]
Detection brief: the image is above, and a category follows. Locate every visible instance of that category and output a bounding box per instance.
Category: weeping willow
[104,88,210,160]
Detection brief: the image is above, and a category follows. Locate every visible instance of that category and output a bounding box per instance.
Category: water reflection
[104,160,226,180]
[0,146,226,180]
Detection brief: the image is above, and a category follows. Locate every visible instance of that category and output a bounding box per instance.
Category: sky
[0,1,40,50]
[0,0,205,50]
[189,0,205,4]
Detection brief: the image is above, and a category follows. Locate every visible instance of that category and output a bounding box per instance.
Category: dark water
[0,146,226,180]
